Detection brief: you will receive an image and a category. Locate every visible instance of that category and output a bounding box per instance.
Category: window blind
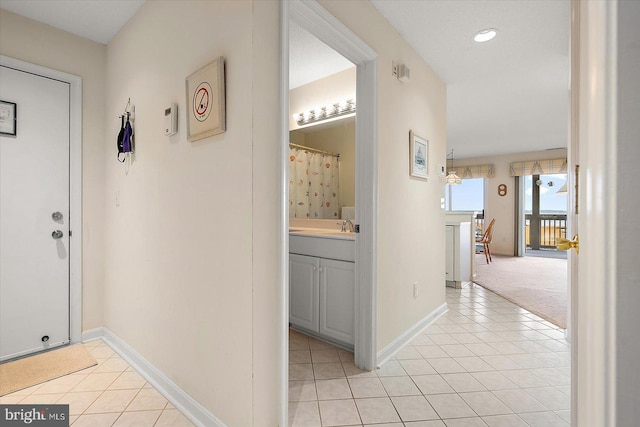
[453,164,495,179]
[509,158,567,176]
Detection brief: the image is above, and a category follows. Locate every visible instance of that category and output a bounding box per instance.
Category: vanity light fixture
[473,28,498,43]
[446,149,462,185]
[295,99,356,126]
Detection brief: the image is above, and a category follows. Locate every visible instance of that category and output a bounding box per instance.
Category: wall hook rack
[119,98,132,118]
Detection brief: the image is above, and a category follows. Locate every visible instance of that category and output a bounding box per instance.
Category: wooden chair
[476,218,496,264]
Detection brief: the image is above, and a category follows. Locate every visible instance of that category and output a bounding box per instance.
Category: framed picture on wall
[0,100,17,136]
[409,129,428,179]
[185,57,226,142]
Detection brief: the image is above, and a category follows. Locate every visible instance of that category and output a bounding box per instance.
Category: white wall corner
[376,302,448,366]
[81,328,226,427]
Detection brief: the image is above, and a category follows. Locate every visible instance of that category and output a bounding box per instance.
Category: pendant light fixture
[446,149,462,185]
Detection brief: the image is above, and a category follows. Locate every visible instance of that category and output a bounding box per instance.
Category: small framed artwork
[185,56,226,142]
[409,129,428,179]
[0,100,17,136]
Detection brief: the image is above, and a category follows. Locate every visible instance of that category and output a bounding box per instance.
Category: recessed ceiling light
[474,28,498,43]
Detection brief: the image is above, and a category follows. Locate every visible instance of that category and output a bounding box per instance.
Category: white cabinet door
[319,259,355,345]
[445,226,454,281]
[290,254,320,332]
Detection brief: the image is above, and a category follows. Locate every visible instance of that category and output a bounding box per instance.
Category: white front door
[0,66,71,361]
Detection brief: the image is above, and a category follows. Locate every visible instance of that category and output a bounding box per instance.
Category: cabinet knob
[312,266,317,271]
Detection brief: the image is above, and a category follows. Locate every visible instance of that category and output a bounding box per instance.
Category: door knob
[52,211,63,221]
[51,230,64,239]
[557,235,579,254]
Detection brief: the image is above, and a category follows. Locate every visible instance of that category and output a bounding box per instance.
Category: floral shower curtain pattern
[289,148,340,219]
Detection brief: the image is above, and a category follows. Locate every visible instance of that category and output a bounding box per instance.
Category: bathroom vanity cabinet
[289,232,355,347]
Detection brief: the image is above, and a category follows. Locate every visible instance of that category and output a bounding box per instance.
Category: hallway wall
[0,9,107,331]
[103,1,280,425]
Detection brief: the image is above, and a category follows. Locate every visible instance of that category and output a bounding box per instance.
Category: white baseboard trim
[81,327,105,343]
[376,302,448,367]
[82,327,226,427]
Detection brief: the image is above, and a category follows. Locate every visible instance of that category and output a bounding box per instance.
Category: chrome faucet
[341,219,354,232]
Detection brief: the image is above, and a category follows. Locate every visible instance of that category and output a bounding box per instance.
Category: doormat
[0,344,97,396]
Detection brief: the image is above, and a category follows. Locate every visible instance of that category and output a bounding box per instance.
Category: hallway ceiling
[0,0,144,45]
[2,0,570,159]
[371,0,570,159]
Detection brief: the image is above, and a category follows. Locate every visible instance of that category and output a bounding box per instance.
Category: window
[524,174,567,215]
[446,178,484,212]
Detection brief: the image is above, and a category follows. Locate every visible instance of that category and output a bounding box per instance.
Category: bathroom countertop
[289,227,355,241]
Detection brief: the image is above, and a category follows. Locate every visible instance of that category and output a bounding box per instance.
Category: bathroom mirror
[289,116,355,220]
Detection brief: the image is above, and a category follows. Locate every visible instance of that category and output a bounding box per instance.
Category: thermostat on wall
[164,103,178,136]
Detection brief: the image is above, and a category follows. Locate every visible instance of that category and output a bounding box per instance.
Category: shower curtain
[289,148,340,219]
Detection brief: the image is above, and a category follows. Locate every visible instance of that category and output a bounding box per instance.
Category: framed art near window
[0,100,17,136]
[185,57,226,142]
[409,129,428,179]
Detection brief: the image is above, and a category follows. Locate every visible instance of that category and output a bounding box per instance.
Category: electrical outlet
[413,282,419,299]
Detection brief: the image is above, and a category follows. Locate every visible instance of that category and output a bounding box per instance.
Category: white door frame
[280,1,378,423]
[570,0,618,425]
[0,55,83,346]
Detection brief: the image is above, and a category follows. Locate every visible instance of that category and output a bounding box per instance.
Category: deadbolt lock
[52,211,63,221]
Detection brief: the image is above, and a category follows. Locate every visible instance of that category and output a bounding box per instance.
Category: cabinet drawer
[290,235,355,262]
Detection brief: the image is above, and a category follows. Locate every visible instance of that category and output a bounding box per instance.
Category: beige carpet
[0,344,96,396]
[474,254,567,329]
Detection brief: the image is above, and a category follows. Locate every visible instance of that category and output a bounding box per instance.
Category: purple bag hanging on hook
[117,97,133,162]
[122,113,132,153]
[117,113,133,163]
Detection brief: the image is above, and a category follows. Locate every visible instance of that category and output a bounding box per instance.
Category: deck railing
[525,214,567,249]
[475,212,484,234]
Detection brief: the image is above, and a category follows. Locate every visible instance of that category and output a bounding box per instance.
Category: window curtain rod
[289,142,340,158]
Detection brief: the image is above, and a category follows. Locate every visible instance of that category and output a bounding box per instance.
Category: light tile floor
[289,284,571,427]
[0,340,194,427]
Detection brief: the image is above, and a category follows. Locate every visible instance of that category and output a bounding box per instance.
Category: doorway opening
[280,1,378,425]
[523,174,568,258]
[288,21,358,356]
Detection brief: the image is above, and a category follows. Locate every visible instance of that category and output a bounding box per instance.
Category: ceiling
[0,0,144,45]
[1,0,570,159]
[371,0,570,159]
[289,20,354,90]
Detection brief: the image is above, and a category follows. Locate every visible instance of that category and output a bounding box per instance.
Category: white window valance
[510,158,567,177]
[451,164,495,179]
